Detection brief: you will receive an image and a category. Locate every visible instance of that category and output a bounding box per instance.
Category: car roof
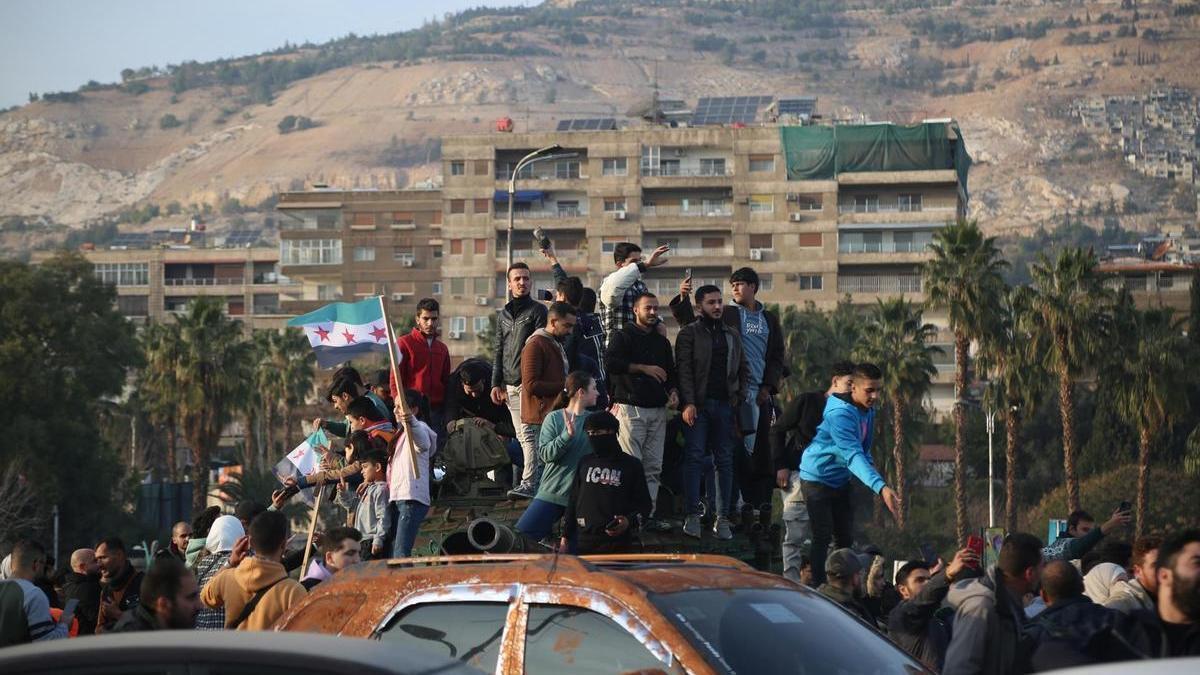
[0,631,484,675]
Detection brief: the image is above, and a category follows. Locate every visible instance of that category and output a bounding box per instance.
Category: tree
[1110,297,1192,536]
[159,114,182,129]
[141,322,183,481]
[1022,247,1112,513]
[923,220,1008,543]
[856,298,939,529]
[157,298,253,512]
[254,329,315,464]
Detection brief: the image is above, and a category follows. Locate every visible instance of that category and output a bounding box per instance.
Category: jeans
[742,385,761,454]
[801,480,854,587]
[389,499,430,558]
[614,404,667,514]
[780,471,812,579]
[515,498,565,542]
[506,385,541,485]
[683,398,735,518]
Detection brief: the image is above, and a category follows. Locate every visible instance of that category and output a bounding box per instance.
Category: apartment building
[440,120,969,410]
[275,188,443,318]
[1101,233,1200,314]
[35,229,289,330]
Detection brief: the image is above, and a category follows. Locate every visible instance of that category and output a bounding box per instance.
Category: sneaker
[682,515,702,539]
[646,518,673,533]
[713,517,733,541]
[507,481,536,499]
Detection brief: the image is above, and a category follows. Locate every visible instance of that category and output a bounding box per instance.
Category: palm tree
[1110,296,1191,536]
[923,220,1008,543]
[857,297,940,530]
[168,298,254,512]
[979,289,1044,533]
[1022,247,1112,513]
[141,322,183,481]
[254,330,316,464]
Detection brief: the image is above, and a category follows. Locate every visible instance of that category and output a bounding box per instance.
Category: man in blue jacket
[799,362,900,586]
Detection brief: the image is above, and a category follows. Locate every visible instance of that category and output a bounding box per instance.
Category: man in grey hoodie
[943,532,1043,675]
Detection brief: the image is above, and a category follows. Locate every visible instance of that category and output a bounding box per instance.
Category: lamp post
[956,397,997,528]
[506,144,563,273]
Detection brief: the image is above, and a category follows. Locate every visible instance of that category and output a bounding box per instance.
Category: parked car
[275,553,928,674]
[0,630,483,675]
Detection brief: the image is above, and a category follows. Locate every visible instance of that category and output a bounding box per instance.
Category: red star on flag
[313,325,331,342]
[341,329,357,344]
[369,324,388,342]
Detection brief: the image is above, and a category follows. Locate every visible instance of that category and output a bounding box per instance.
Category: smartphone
[1118,500,1132,513]
[919,543,938,568]
[537,289,554,302]
[966,535,985,569]
[532,227,551,251]
[684,267,693,279]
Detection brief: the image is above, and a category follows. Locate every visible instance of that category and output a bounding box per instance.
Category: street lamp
[956,398,997,528]
[505,144,565,274]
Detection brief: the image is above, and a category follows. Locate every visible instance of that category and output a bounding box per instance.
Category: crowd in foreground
[0,241,1197,673]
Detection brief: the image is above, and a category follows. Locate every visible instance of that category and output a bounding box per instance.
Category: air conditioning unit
[391,293,407,302]
[400,258,414,267]
[475,296,490,306]
[448,330,463,340]
[612,210,627,220]
[790,213,804,222]
[749,248,764,261]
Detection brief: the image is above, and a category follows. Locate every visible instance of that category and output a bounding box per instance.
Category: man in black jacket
[111,558,201,632]
[889,547,977,670]
[563,412,653,554]
[1120,529,1200,658]
[444,358,515,438]
[770,361,854,582]
[61,548,102,635]
[1024,560,1142,670]
[490,262,549,498]
[605,292,676,531]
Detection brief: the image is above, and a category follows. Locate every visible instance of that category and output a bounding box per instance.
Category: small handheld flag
[287,298,391,369]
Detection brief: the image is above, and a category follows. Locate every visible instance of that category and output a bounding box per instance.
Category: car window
[651,588,925,675]
[378,601,508,672]
[523,604,665,674]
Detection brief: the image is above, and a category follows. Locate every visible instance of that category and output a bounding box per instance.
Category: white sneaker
[713,517,733,541]
[683,515,702,539]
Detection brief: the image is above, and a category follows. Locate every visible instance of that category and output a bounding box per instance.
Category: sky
[0,0,537,109]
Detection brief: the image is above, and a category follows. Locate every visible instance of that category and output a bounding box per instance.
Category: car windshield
[651,587,926,675]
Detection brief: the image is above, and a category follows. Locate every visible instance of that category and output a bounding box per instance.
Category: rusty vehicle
[275,553,928,674]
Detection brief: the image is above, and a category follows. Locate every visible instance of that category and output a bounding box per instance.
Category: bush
[159,114,182,129]
[277,115,316,134]
[124,82,150,95]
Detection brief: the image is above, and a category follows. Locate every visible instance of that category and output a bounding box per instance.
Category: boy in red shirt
[391,298,451,444]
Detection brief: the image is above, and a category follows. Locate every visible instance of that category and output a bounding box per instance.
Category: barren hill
[2,0,1198,242]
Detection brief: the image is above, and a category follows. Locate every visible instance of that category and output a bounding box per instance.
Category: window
[431,281,442,295]
[350,212,376,228]
[450,161,465,176]
[602,158,627,176]
[749,155,775,173]
[473,198,490,215]
[450,277,465,296]
[473,316,490,333]
[898,193,923,212]
[602,238,620,254]
[699,158,726,176]
[749,194,773,213]
[555,161,580,179]
[799,274,823,291]
[378,602,508,673]
[759,274,773,292]
[524,605,664,675]
[659,159,680,176]
[557,201,581,217]
[317,284,340,301]
[116,295,149,316]
[450,239,463,255]
[641,199,656,215]
[862,232,883,253]
[854,195,880,213]
[281,239,342,265]
[473,160,489,176]
[794,193,823,211]
[450,200,465,215]
[797,232,822,248]
[893,231,915,252]
[393,247,415,262]
[430,210,442,225]
[94,262,149,286]
[749,234,774,250]
[352,247,375,262]
[451,316,467,334]
[603,198,626,212]
[432,246,443,258]
[701,237,725,250]
[473,238,487,255]
[473,277,490,294]
[391,211,414,226]
[1159,273,1175,289]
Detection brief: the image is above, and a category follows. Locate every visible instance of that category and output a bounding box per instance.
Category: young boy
[387,391,436,558]
[296,397,396,490]
[336,447,389,559]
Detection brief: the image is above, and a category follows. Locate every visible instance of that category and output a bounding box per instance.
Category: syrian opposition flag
[272,428,331,506]
[287,297,392,369]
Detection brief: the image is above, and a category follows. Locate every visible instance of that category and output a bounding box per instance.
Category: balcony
[668,247,734,259]
[838,203,956,214]
[642,166,732,178]
[643,205,732,218]
[501,208,589,221]
[837,274,923,294]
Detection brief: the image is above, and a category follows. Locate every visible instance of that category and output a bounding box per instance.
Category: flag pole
[301,485,324,574]
[377,295,421,479]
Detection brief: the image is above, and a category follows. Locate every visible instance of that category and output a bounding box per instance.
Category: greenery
[277,115,317,134]
[159,113,182,129]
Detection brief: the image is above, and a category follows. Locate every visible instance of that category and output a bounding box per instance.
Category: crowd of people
[0,240,1196,673]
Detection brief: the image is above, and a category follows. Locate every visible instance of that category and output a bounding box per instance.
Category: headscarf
[205,515,245,554]
[1083,562,1129,604]
[0,554,11,580]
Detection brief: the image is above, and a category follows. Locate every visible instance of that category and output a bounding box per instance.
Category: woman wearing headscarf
[1082,562,1129,605]
[193,515,245,630]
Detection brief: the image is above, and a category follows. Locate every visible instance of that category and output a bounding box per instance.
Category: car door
[512,586,686,674]
[371,584,520,674]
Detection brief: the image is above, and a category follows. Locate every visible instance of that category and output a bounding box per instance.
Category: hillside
[2,0,1199,245]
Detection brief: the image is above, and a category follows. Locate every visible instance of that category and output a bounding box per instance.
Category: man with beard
[111,558,202,631]
[61,548,102,635]
[94,536,144,632]
[562,411,652,554]
[1122,529,1200,657]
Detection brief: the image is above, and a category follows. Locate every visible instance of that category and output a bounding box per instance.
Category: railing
[642,166,733,177]
[669,247,733,257]
[838,242,933,254]
[837,275,923,293]
[164,277,244,286]
[642,205,733,218]
[507,249,587,259]
[494,170,588,181]
[838,203,957,214]
[505,209,588,220]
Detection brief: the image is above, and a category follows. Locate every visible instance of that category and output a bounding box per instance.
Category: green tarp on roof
[782,122,971,196]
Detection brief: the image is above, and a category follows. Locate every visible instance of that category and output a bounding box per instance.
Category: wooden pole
[377,295,421,479]
[300,484,324,574]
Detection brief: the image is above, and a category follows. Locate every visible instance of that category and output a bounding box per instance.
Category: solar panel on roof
[556,118,617,131]
[225,229,262,246]
[110,233,150,248]
[691,96,772,125]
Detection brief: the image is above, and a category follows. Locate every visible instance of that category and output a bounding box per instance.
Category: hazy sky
[0,0,536,109]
